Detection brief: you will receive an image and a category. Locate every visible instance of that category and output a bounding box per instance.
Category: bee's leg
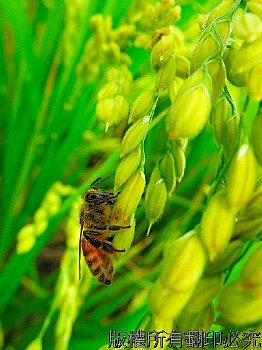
[93,225,131,231]
[93,192,121,206]
[85,235,102,249]
[102,241,125,254]
[109,191,121,200]
[106,191,121,205]
[83,230,102,237]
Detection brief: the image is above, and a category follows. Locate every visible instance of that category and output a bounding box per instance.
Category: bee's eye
[85,193,98,201]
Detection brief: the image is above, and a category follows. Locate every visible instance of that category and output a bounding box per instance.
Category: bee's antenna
[90,177,109,191]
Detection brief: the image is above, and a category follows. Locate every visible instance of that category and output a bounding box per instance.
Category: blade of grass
[0,0,34,66]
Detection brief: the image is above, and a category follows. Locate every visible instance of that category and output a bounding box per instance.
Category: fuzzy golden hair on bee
[79,177,131,284]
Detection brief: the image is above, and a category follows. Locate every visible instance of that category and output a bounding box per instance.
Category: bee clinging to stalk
[79,177,131,285]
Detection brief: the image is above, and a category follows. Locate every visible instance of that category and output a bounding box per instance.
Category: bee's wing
[79,223,83,280]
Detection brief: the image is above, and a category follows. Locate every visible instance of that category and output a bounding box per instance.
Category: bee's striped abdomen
[81,236,114,285]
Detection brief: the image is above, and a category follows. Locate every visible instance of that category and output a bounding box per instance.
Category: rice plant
[0,0,262,349]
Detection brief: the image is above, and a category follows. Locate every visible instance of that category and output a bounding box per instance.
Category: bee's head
[84,191,113,204]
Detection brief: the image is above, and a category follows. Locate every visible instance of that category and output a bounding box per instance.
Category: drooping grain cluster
[92,0,262,341]
[16,182,74,254]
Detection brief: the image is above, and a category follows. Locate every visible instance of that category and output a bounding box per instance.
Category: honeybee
[79,177,131,285]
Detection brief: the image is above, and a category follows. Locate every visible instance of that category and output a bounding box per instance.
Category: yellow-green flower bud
[52,182,74,196]
[145,167,168,231]
[156,55,176,92]
[247,1,262,19]
[128,90,156,123]
[196,303,215,331]
[168,79,182,103]
[160,231,206,292]
[151,27,170,46]
[175,54,190,79]
[97,81,119,101]
[184,275,224,313]
[240,246,262,288]
[34,221,48,236]
[251,109,262,166]
[218,280,262,325]
[248,61,262,101]
[200,192,235,261]
[112,171,145,223]
[233,189,262,239]
[234,216,262,239]
[191,34,221,73]
[216,19,232,44]
[226,63,249,87]
[207,59,226,103]
[102,42,121,63]
[34,207,47,223]
[222,114,239,155]
[175,303,215,331]
[226,144,257,210]
[162,2,181,26]
[206,239,245,274]
[160,151,176,195]
[151,34,176,71]
[17,224,36,254]
[113,215,136,252]
[134,33,151,49]
[205,0,235,27]
[170,141,186,182]
[114,147,141,190]
[43,191,62,216]
[234,13,262,43]
[120,116,150,158]
[113,24,136,48]
[96,95,129,129]
[44,191,61,207]
[150,279,193,320]
[167,70,212,139]
[211,96,232,146]
[227,37,262,75]
[107,66,132,88]
[177,68,206,95]
[245,188,262,216]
